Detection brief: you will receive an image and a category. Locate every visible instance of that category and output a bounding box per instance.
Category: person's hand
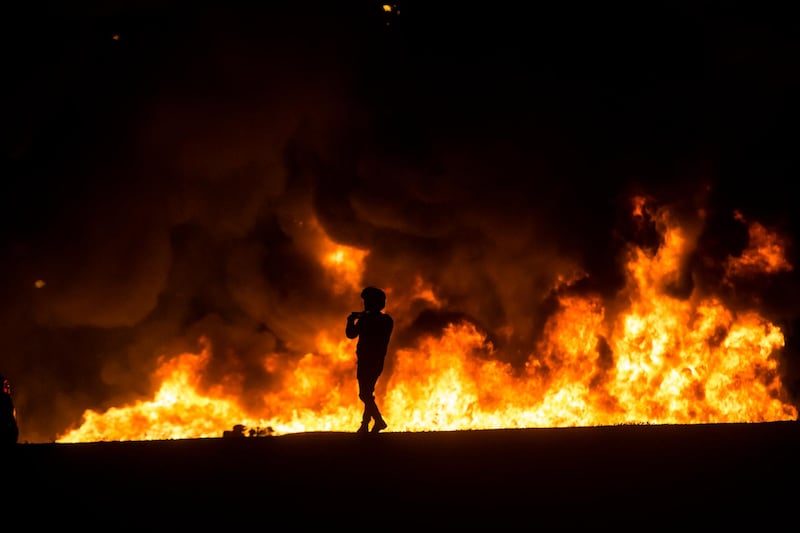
[348,312,363,321]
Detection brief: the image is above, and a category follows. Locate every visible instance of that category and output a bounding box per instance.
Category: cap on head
[361,286,386,311]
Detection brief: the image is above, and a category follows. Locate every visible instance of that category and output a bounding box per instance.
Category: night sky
[2,1,799,442]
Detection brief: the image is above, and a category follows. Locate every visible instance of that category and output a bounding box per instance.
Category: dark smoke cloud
[2,2,799,441]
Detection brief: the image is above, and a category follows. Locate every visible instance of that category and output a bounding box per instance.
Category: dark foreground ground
[5,422,800,529]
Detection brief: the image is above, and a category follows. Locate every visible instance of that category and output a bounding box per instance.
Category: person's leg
[357,368,376,432]
[359,396,374,432]
[357,365,385,432]
[365,371,387,433]
[370,405,387,433]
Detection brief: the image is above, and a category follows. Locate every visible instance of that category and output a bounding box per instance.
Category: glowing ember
[56,198,798,443]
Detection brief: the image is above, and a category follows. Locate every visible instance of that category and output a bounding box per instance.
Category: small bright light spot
[112,34,120,41]
[382,4,393,12]
[34,279,46,289]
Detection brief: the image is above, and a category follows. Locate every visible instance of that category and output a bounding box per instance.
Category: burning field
[51,198,799,442]
[2,2,800,446]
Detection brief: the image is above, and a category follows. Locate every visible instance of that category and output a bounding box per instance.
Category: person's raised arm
[345,312,361,339]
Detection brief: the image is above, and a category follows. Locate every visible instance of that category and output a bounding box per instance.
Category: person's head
[361,286,386,312]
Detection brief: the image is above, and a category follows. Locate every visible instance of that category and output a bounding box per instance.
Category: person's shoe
[371,419,388,433]
[356,422,370,433]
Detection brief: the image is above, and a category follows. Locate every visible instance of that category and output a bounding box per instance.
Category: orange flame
[725,210,793,280]
[312,216,368,293]
[58,339,252,442]
[56,200,798,442]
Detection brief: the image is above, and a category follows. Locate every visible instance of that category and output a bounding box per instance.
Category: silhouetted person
[1,374,19,445]
[346,286,394,433]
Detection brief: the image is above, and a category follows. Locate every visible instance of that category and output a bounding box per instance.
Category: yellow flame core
[57,203,798,443]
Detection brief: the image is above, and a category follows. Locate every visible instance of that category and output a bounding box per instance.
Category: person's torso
[356,313,393,359]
